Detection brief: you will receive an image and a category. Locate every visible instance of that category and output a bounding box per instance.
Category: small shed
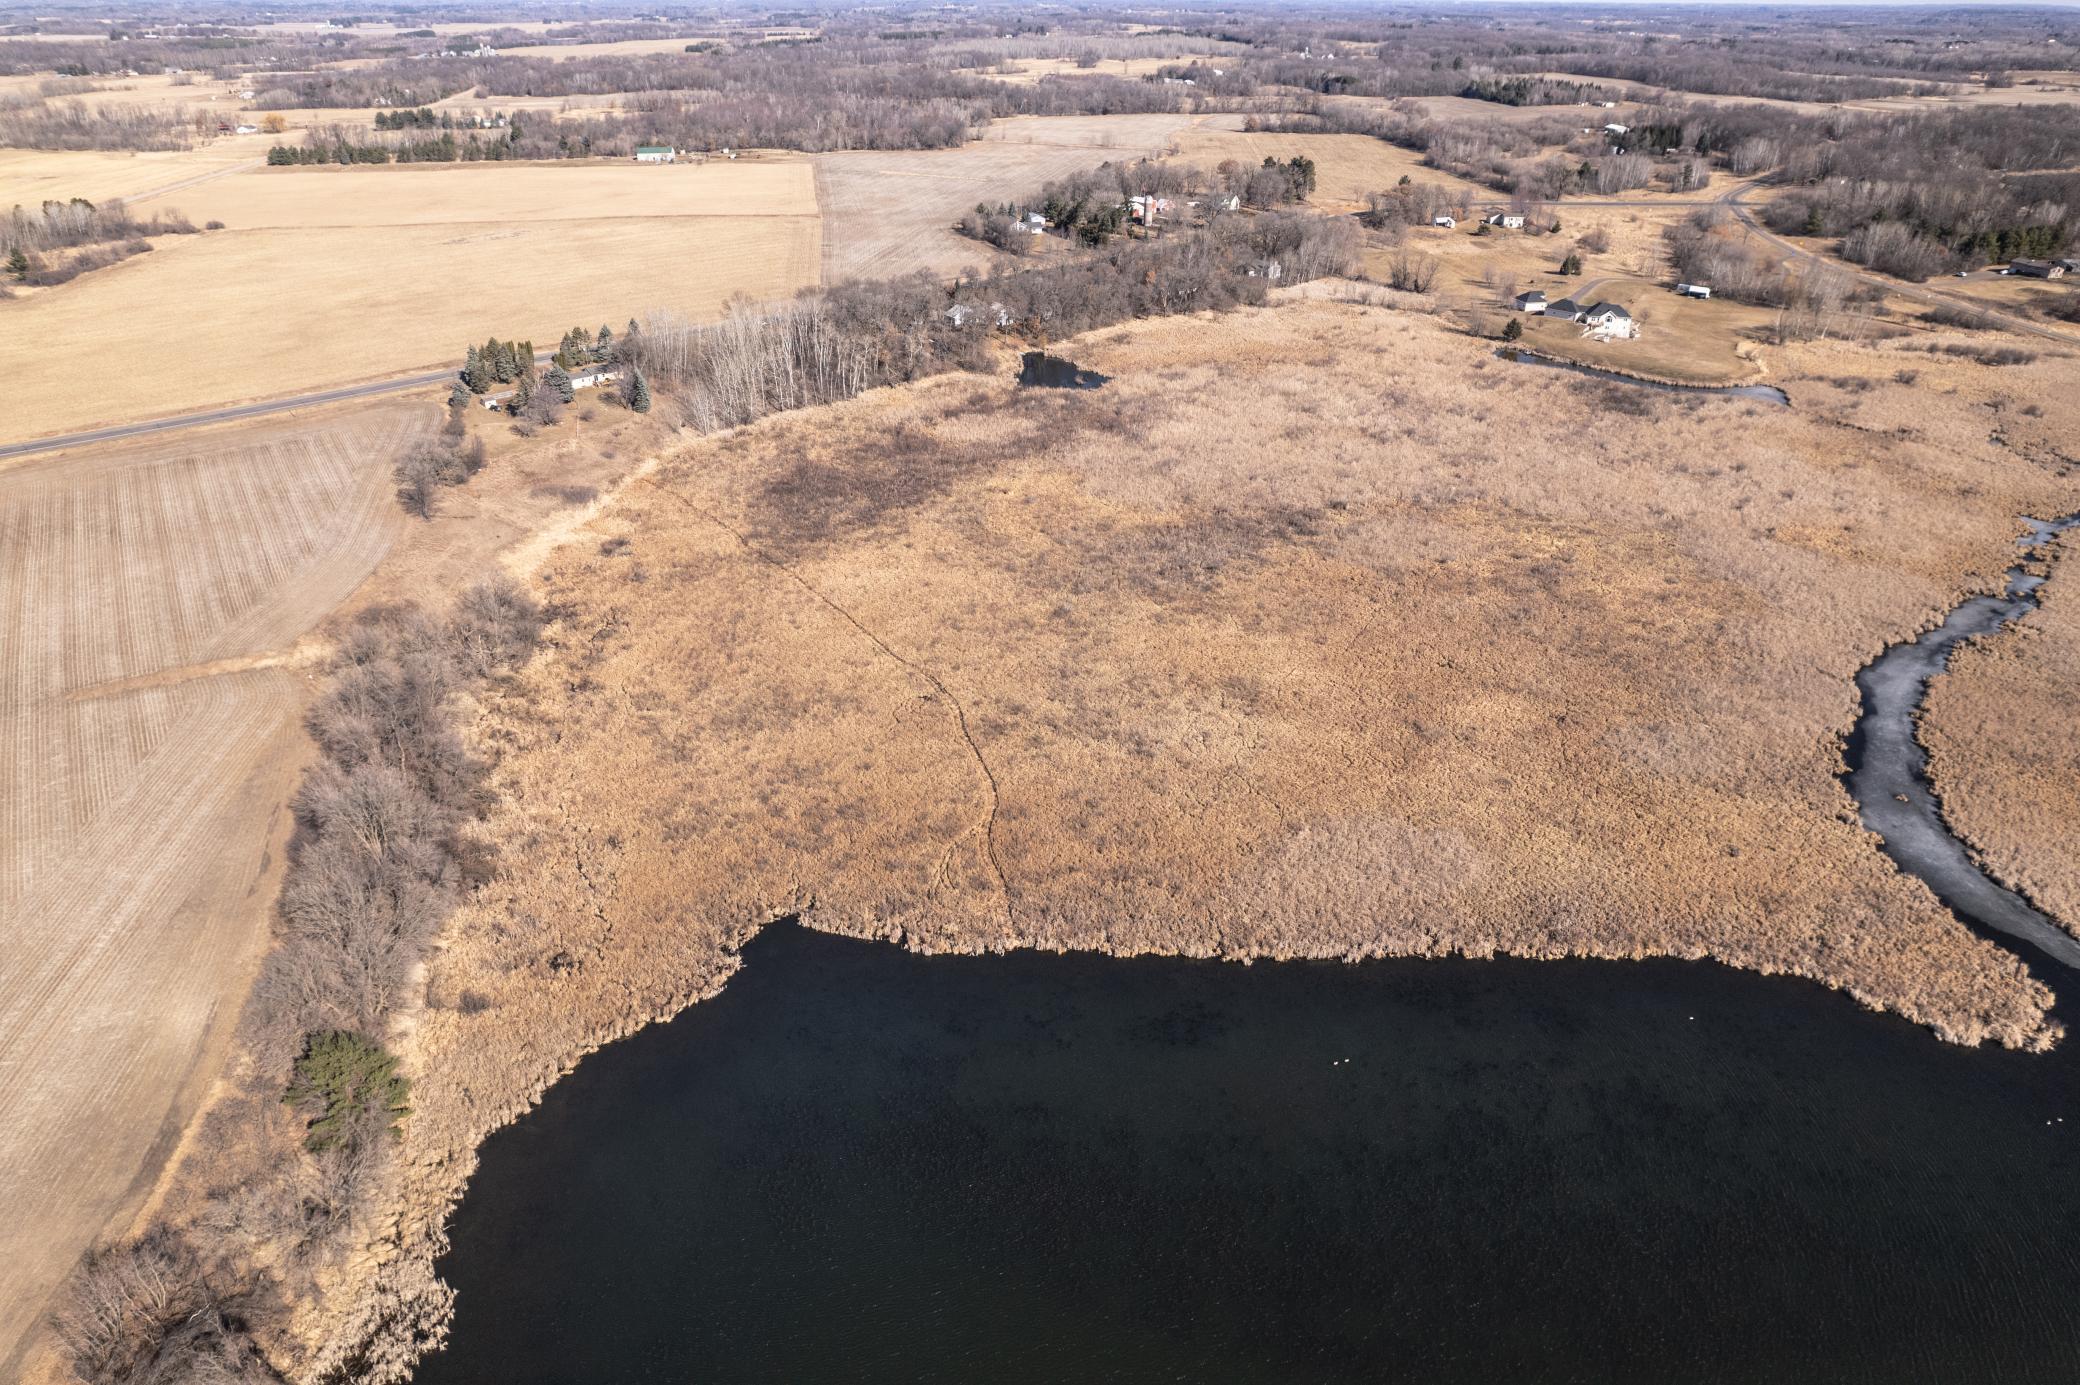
[1433,214,1456,229]
[1676,282,1712,299]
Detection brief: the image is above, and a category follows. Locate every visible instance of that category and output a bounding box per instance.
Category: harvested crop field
[1924,534,2080,939]
[4,162,819,442]
[316,294,2080,1361]
[0,406,417,1370]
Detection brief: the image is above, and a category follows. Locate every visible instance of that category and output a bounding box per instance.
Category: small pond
[1018,351,1109,389]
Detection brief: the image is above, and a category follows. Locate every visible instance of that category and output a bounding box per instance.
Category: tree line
[639,209,1356,432]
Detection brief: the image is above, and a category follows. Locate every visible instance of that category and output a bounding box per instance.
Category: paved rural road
[0,367,462,461]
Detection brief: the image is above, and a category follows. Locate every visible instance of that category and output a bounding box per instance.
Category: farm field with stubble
[0,406,415,1369]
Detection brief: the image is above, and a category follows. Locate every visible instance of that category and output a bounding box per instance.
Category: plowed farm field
[0,406,414,1367]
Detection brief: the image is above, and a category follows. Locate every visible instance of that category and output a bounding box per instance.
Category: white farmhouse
[1579,302,1638,340]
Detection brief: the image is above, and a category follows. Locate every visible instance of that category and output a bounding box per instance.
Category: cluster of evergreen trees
[460,337,536,394]
[553,323,627,369]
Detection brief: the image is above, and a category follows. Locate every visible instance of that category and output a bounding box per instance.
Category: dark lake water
[419,922,2080,1385]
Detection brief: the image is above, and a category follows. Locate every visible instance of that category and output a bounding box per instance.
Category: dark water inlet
[1503,347,1791,405]
[1018,351,1109,389]
[1842,513,2080,973]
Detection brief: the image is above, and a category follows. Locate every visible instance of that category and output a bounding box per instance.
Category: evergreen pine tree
[594,324,613,362]
[512,369,534,412]
[462,346,488,393]
[545,362,574,403]
[449,379,472,409]
[626,365,651,414]
[1503,317,1523,341]
[6,248,27,280]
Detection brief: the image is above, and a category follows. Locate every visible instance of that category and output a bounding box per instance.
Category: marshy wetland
[396,304,2080,1381]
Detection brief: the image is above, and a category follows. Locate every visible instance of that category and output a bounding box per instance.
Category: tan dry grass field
[815,114,1204,282]
[0,145,260,205]
[493,36,724,60]
[977,111,1220,150]
[300,296,2080,1367]
[3,160,820,442]
[987,55,1217,85]
[132,155,816,226]
[1924,535,2080,940]
[0,406,417,1372]
[1163,127,1487,208]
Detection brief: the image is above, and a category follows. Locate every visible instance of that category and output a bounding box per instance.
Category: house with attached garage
[1579,302,1638,339]
[1486,212,1526,230]
[2009,258,2065,279]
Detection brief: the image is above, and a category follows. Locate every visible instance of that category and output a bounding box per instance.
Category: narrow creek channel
[1503,347,1792,405]
[1842,514,2080,973]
